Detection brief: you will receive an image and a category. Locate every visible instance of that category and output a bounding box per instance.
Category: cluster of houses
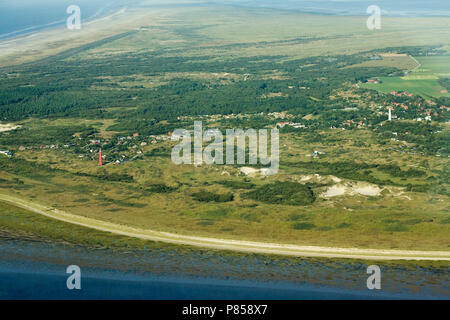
[311,150,326,159]
[373,99,447,122]
[177,113,259,122]
[276,121,307,129]
[366,79,380,84]
[390,91,413,97]
[416,116,432,122]
[342,119,366,128]
[268,112,294,119]
[391,102,409,111]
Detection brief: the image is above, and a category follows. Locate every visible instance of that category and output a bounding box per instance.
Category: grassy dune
[1,126,448,251]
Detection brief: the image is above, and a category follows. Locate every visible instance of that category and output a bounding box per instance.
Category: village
[0,89,447,165]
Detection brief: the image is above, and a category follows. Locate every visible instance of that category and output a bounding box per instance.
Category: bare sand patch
[0,8,170,67]
[322,185,346,197]
[240,167,259,176]
[321,182,383,198]
[0,124,21,133]
[353,185,382,196]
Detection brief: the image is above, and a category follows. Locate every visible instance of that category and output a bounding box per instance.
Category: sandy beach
[0,7,169,67]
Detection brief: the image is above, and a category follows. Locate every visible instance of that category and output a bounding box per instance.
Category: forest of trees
[0,38,402,123]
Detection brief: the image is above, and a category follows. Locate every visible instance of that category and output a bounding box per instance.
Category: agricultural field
[361,55,450,98]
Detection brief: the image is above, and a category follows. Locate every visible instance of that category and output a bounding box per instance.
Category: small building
[276,121,293,128]
[0,150,13,157]
[312,150,326,158]
[292,123,307,129]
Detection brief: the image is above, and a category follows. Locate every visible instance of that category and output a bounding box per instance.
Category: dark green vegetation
[244,182,316,205]
[440,78,450,91]
[1,37,447,127]
[0,123,96,146]
[146,184,179,193]
[192,191,234,203]
[217,180,256,190]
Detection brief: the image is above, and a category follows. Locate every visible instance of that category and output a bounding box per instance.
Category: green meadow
[362,77,448,98]
[362,55,450,98]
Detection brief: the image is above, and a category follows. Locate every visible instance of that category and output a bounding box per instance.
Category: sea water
[0,236,448,300]
[0,0,137,40]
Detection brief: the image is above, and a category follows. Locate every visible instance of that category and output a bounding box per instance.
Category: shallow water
[0,0,138,40]
[0,236,448,300]
[0,268,383,300]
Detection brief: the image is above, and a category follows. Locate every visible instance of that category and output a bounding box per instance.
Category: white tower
[388,108,392,121]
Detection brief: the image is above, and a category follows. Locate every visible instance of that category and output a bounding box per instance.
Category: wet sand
[0,7,169,67]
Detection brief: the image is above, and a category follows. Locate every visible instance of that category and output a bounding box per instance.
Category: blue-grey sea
[0,0,138,40]
[0,236,448,300]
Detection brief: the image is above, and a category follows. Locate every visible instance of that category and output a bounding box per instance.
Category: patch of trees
[145,184,179,193]
[244,181,315,206]
[439,78,450,91]
[0,45,399,123]
[191,191,234,202]
[377,164,425,178]
[216,180,256,190]
[78,172,134,183]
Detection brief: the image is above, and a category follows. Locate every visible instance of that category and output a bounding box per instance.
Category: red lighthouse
[99,149,103,167]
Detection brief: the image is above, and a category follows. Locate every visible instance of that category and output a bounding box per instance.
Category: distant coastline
[215,0,450,18]
[0,2,127,41]
[1,1,450,42]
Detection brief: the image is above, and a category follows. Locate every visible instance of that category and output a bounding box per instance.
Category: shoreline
[0,6,168,67]
[1,193,449,261]
[0,1,127,42]
[0,6,129,44]
[1,236,447,300]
